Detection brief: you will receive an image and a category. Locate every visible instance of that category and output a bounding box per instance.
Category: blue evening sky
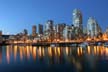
[0,0,108,34]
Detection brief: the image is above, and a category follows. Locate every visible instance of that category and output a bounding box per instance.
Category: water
[0,45,108,72]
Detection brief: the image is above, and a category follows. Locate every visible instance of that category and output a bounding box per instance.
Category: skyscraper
[45,20,53,31]
[56,23,66,40]
[32,25,36,37]
[87,17,101,38]
[38,24,43,35]
[63,25,69,40]
[73,9,83,31]
[44,20,54,41]
[23,29,28,35]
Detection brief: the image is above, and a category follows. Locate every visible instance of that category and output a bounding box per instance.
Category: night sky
[0,0,108,34]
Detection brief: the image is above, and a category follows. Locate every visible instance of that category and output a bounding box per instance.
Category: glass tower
[73,9,82,31]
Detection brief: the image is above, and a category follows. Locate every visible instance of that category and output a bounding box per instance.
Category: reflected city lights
[19,47,23,61]
[32,46,37,60]
[48,47,52,57]
[54,47,57,56]
[38,46,42,57]
[4,45,108,65]
[6,46,10,64]
[14,45,17,61]
[87,46,91,55]
[66,46,69,55]
[27,46,30,59]
[57,47,60,56]
[94,46,97,55]
[77,47,83,56]
[42,47,45,56]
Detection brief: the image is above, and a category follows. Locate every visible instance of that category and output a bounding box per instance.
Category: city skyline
[0,0,108,34]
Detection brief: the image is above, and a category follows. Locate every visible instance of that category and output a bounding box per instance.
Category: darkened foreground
[0,45,108,72]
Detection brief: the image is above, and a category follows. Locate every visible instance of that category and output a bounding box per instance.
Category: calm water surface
[0,45,108,72]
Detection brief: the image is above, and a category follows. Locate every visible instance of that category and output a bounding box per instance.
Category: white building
[87,17,101,38]
[73,9,83,33]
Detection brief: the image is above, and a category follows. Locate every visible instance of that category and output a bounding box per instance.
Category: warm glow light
[24,47,27,57]
[86,37,91,41]
[33,46,36,60]
[94,46,97,55]
[65,39,69,42]
[77,47,83,56]
[42,47,45,56]
[27,46,30,59]
[6,46,10,64]
[30,46,33,54]
[105,48,108,56]
[87,46,91,54]
[57,47,60,56]
[48,47,52,56]
[103,33,108,40]
[66,47,69,55]
[57,39,60,42]
[38,46,42,57]
[77,47,80,56]
[14,45,17,61]
[54,47,57,55]
[100,46,104,55]
[20,47,23,61]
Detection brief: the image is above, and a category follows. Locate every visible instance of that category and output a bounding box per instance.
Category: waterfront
[0,45,107,72]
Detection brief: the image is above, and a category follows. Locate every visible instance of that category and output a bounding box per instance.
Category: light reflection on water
[4,45,108,62]
[0,45,108,72]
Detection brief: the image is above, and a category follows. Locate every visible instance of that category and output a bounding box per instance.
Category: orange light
[33,46,36,60]
[6,46,10,64]
[66,47,69,55]
[20,47,23,61]
[48,47,52,56]
[57,47,60,56]
[87,46,91,55]
[14,45,17,61]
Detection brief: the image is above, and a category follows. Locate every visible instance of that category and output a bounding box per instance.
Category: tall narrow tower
[73,9,82,30]
[32,25,36,37]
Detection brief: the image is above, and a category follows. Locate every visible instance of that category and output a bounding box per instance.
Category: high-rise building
[45,20,53,31]
[44,20,54,41]
[73,9,83,31]
[56,23,66,40]
[71,25,76,40]
[0,31,2,36]
[83,27,87,35]
[106,27,108,35]
[63,25,75,40]
[87,17,101,38]
[38,24,43,35]
[32,25,36,37]
[23,29,28,35]
[63,25,69,40]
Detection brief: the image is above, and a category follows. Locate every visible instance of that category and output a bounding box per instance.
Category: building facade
[87,17,101,38]
[38,24,43,35]
[44,20,54,41]
[73,9,83,34]
[63,25,75,41]
[32,25,37,37]
[23,29,28,35]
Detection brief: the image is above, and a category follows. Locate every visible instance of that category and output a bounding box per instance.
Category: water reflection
[4,45,108,62]
[1,45,108,71]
